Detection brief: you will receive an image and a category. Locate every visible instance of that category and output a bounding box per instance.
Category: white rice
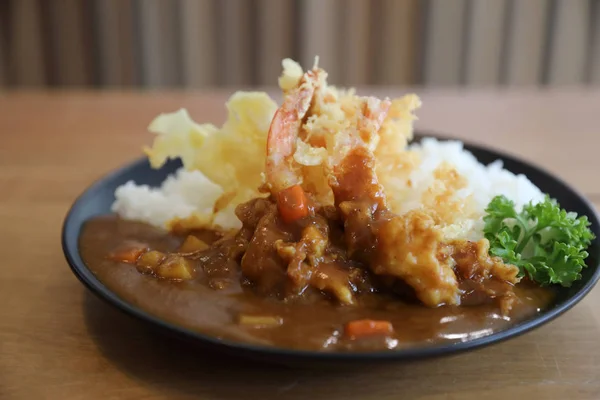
[112,137,545,238]
[112,168,224,229]
[402,138,545,239]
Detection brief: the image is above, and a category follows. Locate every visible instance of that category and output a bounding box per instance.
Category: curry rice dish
[79,58,594,352]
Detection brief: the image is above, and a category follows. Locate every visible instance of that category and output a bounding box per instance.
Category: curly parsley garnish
[483,195,595,286]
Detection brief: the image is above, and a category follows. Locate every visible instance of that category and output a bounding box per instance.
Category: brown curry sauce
[79,215,554,352]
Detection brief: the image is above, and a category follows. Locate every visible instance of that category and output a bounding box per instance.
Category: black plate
[62,132,600,366]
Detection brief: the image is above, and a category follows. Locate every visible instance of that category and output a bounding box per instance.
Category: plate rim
[62,131,600,362]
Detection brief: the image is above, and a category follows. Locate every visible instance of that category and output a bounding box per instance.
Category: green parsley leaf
[483,195,594,287]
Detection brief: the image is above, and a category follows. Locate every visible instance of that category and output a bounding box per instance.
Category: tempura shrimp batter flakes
[115,58,542,241]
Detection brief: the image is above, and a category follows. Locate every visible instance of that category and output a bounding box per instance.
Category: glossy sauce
[79,216,554,352]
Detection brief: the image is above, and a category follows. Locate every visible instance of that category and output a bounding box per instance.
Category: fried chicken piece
[373,210,461,307]
[332,148,462,307]
[450,239,521,314]
[237,199,292,296]
[275,220,359,305]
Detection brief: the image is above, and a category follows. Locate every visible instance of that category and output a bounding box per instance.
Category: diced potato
[238,314,283,328]
[155,254,194,280]
[178,235,209,253]
[136,250,166,274]
[310,264,356,305]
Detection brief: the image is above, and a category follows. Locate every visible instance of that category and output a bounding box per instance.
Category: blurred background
[0,0,598,89]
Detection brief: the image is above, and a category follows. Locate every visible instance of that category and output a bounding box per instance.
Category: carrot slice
[277,184,309,223]
[108,247,147,264]
[344,319,394,339]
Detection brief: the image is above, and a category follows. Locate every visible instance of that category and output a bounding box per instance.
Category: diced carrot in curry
[344,319,394,339]
[108,247,147,264]
[277,184,309,223]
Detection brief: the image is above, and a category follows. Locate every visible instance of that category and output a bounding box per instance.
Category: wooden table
[1,90,599,400]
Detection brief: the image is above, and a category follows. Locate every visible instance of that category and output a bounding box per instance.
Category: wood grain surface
[1,90,599,400]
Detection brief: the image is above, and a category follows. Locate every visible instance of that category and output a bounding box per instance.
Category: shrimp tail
[265,81,315,192]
